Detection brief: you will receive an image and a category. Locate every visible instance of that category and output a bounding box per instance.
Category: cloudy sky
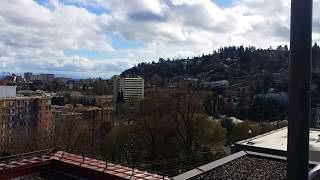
[0,0,319,78]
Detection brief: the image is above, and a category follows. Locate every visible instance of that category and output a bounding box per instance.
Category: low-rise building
[174,150,318,180]
[232,127,320,162]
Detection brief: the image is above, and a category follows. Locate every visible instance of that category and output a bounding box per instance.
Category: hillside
[122,45,320,84]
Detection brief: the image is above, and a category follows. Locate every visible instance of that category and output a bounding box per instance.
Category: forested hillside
[122,44,320,82]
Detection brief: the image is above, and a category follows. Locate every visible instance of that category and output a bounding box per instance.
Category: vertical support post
[91,110,96,157]
[287,0,313,179]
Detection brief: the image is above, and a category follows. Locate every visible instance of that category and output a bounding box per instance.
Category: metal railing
[309,164,320,180]
[0,148,55,179]
[0,148,55,163]
[52,151,171,179]
[0,148,170,179]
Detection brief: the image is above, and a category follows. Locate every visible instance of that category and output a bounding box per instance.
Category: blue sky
[1,0,318,78]
[213,0,233,8]
[64,33,145,59]
[44,0,234,61]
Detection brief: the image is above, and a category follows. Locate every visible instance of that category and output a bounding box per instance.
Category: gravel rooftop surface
[189,155,287,180]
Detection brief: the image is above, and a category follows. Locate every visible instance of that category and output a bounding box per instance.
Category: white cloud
[0,0,319,78]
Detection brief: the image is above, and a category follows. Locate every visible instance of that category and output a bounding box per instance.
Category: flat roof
[237,127,320,152]
[0,96,51,100]
[174,151,318,180]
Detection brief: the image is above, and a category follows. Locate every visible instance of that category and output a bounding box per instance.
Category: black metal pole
[287,0,313,179]
[91,110,96,157]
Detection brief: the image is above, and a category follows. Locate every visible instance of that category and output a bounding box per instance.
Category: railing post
[287,0,313,179]
[9,162,12,180]
[131,167,135,177]
[40,151,43,162]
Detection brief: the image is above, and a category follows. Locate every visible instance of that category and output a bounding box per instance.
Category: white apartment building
[113,76,144,104]
[121,77,144,103]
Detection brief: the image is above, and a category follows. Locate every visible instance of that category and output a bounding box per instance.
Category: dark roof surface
[174,151,320,180]
[189,155,287,180]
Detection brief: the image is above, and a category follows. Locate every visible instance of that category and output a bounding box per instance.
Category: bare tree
[135,90,176,160]
[168,88,207,155]
[54,114,90,153]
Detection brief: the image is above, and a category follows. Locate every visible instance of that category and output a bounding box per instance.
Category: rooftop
[173,151,318,180]
[0,95,51,100]
[234,127,320,161]
[0,149,169,180]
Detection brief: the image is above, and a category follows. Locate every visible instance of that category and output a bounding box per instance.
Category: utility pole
[90,110,96,157]
[287,0,312,179]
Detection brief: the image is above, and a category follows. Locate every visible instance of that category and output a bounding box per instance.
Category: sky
[0,0,319,79]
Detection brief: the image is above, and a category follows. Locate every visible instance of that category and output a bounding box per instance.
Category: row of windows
[124,95,144,97]
[8,108,32,114]
[8,121,31,128]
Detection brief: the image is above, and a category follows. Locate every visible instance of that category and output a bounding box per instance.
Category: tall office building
[113,76,144,104]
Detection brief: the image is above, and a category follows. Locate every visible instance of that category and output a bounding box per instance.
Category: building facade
[0,86,16,98]
[113,76,144,104]
[0,95,53,143]
[24,72,33,82]
[24,73,55,82]
[121,77,144,103]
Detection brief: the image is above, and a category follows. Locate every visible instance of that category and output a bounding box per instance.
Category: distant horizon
[0,71,111,80]
[0,44,295,79]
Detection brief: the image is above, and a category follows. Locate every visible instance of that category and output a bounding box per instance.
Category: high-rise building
[121,77,144,103]
[24,72,33,81]
[24,72,55,82]
[113,76,144,104]
[39,74,55,82]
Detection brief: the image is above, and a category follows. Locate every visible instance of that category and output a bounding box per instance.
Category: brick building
[0,95,53,143]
